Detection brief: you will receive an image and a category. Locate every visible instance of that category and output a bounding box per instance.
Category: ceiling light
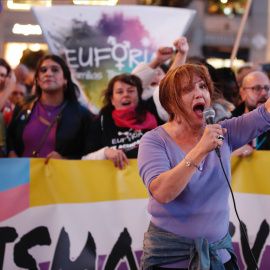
[73,0,118,6]
[7,0,51,11]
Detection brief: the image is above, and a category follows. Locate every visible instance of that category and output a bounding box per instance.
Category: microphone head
[203,107,215,121]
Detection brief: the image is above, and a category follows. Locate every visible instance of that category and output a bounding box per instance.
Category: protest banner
[1,152,270,269]
[0,159,149,270]
[31,5,196,108]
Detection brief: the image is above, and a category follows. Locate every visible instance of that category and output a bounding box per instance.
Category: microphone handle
[206,117,221,157]
[215,146,221,158]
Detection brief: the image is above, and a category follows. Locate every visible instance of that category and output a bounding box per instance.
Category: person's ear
[110,95,115,107]
[239,87,247,101]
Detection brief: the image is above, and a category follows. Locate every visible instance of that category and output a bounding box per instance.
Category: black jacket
[7,95,94,159]
[88,97,165,159]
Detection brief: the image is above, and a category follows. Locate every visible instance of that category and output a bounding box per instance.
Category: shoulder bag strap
[32,101,68,157]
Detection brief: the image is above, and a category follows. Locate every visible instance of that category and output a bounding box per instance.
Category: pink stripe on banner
[0,183,30,222]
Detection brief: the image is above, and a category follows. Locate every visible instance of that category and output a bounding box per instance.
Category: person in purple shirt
[137,63,270,269]
[7,55,94,164]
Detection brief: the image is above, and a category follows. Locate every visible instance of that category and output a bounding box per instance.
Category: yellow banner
[231,151,270,195]
[28,151,270,207]
[30,159,148,207]
[2,153,270,270]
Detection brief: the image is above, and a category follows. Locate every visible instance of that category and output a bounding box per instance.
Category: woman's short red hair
[159,63,214,123]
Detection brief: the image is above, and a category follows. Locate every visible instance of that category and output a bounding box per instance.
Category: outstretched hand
[5,70,16,87]
[156,47,174,65]
[173,37,189,55]
[45,151,65,164]
[105,148,130,170]
[149,46,174,70]
[169,37,189,70]
[265,95,270,114]
[231,144,254,157]
[8,151,18,158]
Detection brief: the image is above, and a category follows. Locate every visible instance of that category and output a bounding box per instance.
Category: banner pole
[230,0,253,68]
[267,0,270,61]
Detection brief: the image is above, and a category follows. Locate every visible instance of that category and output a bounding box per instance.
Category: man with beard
[231,71,270,156]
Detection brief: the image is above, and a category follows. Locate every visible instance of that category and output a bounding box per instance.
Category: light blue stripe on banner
[0,158,30,192]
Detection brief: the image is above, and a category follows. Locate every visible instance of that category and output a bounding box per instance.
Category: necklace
[39,101,61,117]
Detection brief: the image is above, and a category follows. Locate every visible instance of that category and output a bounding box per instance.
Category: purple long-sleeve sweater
[137,104,270,268]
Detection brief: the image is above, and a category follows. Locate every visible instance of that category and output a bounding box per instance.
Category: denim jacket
[140,222,239,270]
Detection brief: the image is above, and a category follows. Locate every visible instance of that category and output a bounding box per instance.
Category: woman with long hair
[82,73,163,170]
[7,54,94,163]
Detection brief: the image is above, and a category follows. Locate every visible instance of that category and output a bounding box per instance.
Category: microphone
[203,108,221,157]
[203,107,215,125]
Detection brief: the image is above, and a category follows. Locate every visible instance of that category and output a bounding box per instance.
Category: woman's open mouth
[193,103,205,117]
[122,101,131,106]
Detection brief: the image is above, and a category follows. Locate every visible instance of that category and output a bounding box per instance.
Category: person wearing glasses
[231,70,270,157]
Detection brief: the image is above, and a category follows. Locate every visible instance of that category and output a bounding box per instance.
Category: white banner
[1,200,150,270]
[1,152,270,269]
[31,5,196,107]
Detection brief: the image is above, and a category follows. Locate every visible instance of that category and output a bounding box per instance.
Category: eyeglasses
[243,85,270,95]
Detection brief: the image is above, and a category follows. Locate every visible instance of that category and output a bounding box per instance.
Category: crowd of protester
[1,37,270,169]
[1,36,270,270]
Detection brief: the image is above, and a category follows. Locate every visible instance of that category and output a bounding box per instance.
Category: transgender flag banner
[0,159,150,270]
[31,5,196,108]
[1,153,270,269]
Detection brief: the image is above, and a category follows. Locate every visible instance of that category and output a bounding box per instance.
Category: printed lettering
[51,227,96,270]
[128,48,143,68]
[107,69,121,80]
[229,221,236,237]
[104,228,138,270]
[75,71,103,80]
[111,42,128,70]
[78,47,93,67]
[63,37,154,72]
[112,137,126,145]
[119,140,140,150]
[239,219,269,269]
[3,222,270,270]
[14,226,51,270]
[0,227,18,270]
[94,48,111,68]
[64,48,80,69]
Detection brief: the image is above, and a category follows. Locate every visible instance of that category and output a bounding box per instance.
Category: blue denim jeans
[140,222,240,270]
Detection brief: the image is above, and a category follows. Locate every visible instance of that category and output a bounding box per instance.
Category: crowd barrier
[1,152,270,269]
